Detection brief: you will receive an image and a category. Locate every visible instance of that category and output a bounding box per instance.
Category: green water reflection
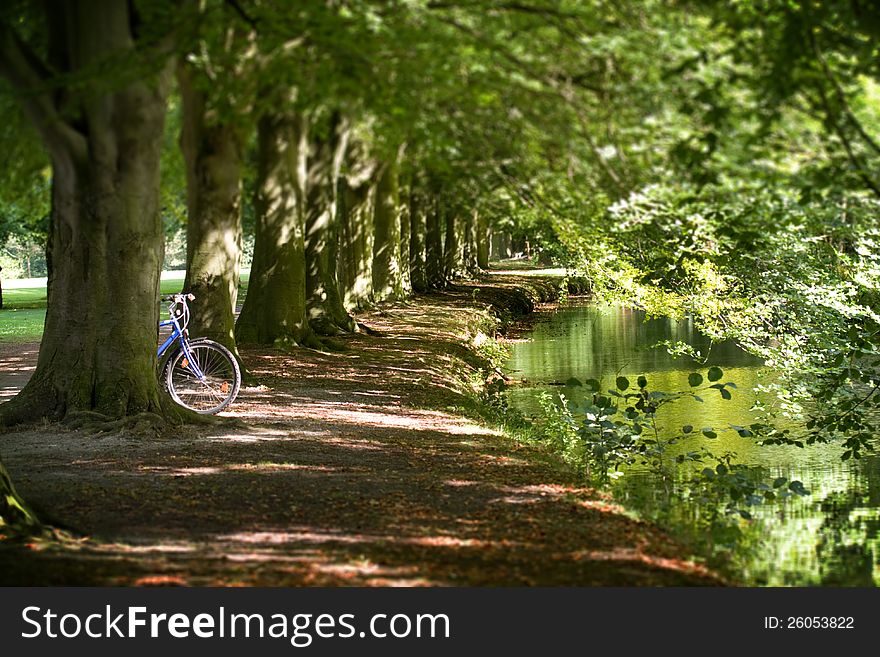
[504,304,880,586]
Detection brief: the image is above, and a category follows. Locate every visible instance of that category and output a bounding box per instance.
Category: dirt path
[0,274,720,585]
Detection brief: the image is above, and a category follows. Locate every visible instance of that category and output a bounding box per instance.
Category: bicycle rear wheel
[165,339,241,414]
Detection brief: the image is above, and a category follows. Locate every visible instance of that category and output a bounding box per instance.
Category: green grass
[0,272,249,343]
[0,307,47,342]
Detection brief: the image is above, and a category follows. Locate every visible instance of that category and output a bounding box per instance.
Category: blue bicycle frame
[158,297,206,380]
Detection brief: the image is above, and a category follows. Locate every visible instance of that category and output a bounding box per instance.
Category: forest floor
[0,267,721,586]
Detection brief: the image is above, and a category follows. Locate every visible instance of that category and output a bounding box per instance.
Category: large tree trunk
[0,1,174,424]
[372,158,406,302]
[426,195,445,289]
[304,114,354,335]
[444,206,462,280]
[337,174,376,310]
[398,176,412,295]
[235,112,317,348]
[463,209,480,276]
[476,211,490,270]
[408,187,428,293]
[178,62,243,359]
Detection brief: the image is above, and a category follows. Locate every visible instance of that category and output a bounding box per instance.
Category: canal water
[504,303,880,586]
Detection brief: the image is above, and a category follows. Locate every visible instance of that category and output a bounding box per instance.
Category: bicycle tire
[165,339,241,414]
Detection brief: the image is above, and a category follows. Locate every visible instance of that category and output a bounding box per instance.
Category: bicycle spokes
[166,341,240,414]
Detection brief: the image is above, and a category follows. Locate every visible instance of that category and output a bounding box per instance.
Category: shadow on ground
[0,275,720,586]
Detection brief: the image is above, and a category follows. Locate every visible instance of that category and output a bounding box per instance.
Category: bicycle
[158,293,241,414]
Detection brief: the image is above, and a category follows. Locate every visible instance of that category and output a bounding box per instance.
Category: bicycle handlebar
[161,293,196,303]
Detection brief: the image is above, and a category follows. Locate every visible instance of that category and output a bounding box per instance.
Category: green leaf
[720,388,732,400]
[637,375,648,389]
[688,372,703,387]
[616,376,630,391]
[716,463,728,475]
[682,425,693,433]
[707,366,723,382]
[702,428,717,439]
[584,378,601,392]
[772,477,787,488]
[565,377,582,387]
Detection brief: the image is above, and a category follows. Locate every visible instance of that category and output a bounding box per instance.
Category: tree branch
[224,0,259,28]
[812,37,880,157]
[0,20,86,161]
[807,29,880,197]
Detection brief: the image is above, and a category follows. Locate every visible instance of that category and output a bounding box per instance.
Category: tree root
[62,411,168,435]
[317,336,349,352]
[355,321,383,336]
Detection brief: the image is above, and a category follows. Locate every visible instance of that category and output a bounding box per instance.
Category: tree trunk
[305,114,354,335]
[0,1,174,424]
[337,174,376,309]
[426,195,445,289]
[477,211,490,270]
[178,62,243,359]
[491,232,512,260]
[235,112,317,348]
[408,188,427,293]
[444,206,462,280]
[372,158,406,302]
[399,177,412,295]
[463,209,480,276]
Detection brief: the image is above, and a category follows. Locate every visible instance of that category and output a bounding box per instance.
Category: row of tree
[3,0,880,533]
[0,0,571,426]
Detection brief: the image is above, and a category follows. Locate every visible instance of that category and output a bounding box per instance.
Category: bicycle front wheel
[165,339,241,414]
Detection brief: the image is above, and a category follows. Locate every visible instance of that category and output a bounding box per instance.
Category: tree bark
[178,62,243,359]
[337,174,376,309]
[304,113,354,334]
[426,195,445,289]
[444,206,462,280]
[463,209,480,276]
[372,157,406,302]
[408,188,427,293]
[0,1,175,424]
[398,176,412,295]
[476,210,490,270]
[235,112,317,348]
